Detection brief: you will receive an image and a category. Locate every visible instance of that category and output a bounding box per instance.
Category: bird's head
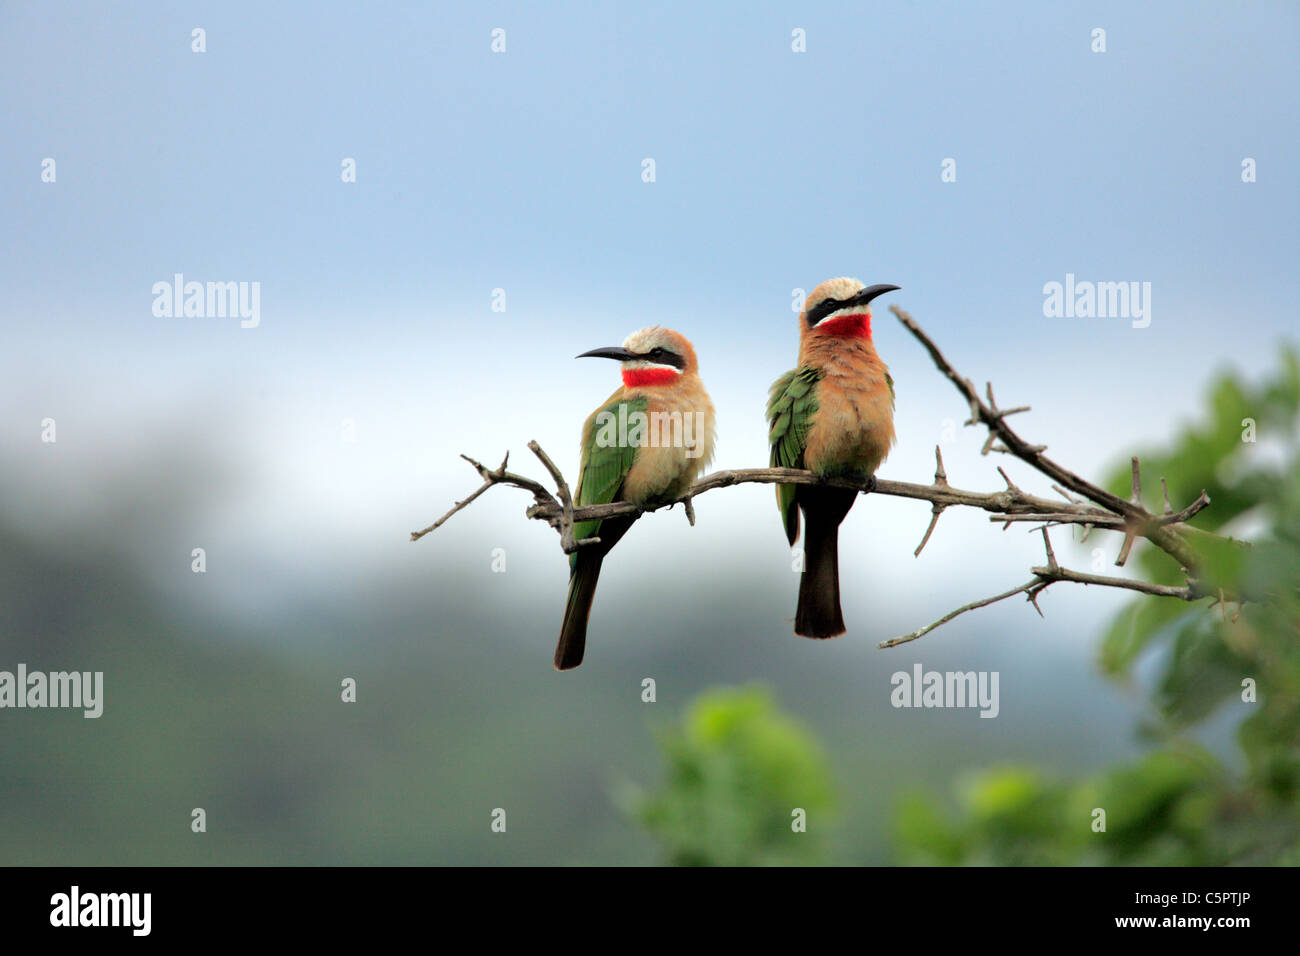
[576,326,698,388]
[800,278,900,340]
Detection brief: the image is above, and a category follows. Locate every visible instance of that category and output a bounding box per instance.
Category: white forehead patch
[805,277,866,313]
[622,326,670,353]
[620,326,682,374]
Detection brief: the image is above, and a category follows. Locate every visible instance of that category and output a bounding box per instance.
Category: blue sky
[1,1,1296,641]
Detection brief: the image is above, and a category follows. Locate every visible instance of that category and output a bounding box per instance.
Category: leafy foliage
[623,687,835,866]
[895,347,1300,865]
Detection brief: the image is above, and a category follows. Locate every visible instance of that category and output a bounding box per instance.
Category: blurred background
[1,1,1296,864]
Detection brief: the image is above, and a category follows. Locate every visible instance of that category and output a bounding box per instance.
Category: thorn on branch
[963,380,981,427]
[1115,529,1139,567]
[1154,489,1211,526]
[912,446,949,557]
[1052,483,1081,504]
[914,506,944,557]
[1113,457,1143,567]
[1040,527,1059,571]
[1026,583,1049,618]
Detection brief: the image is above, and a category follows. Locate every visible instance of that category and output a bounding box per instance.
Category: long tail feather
[555,549,602,670]
[553,514,635,670]
[794,486,856,638]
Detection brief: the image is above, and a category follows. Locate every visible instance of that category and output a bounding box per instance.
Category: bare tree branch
[410,452,557,542]
[888,305,1208,572]
[412,307,1232,648]
[878,578,1044,649]
[1030,563,1201,599]
[526,440,604,553]
[523,467,1117,527]
[878,527,1207,648]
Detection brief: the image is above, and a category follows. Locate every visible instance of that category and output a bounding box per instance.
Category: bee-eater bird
[555,327,716,670]
[767,278,900,638]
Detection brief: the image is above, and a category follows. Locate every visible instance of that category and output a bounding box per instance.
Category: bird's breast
[805,368,895,477]
[621,387,716,504]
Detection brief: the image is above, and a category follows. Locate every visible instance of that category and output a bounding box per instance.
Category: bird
[767,278,900,638]
[555,326,716,670]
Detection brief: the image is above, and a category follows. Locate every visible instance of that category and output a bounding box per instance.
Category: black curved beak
[851,284,901,307]
[575,347,635,361]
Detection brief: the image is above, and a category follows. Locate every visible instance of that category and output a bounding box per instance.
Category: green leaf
[627,686,835,866]
[1099,596,1194,676]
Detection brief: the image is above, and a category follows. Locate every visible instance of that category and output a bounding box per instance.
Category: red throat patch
[814,311,872,339]
[622,367,680,388]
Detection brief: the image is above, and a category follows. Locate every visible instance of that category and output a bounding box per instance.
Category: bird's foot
[862,474,878,494]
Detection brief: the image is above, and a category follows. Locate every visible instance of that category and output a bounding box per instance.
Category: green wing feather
[570,395,648,568]
[767,366,823,545]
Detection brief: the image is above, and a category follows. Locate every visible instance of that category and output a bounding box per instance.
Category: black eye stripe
[806,296,847,326]
[633,348,685,369]
[804,284,898,326]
